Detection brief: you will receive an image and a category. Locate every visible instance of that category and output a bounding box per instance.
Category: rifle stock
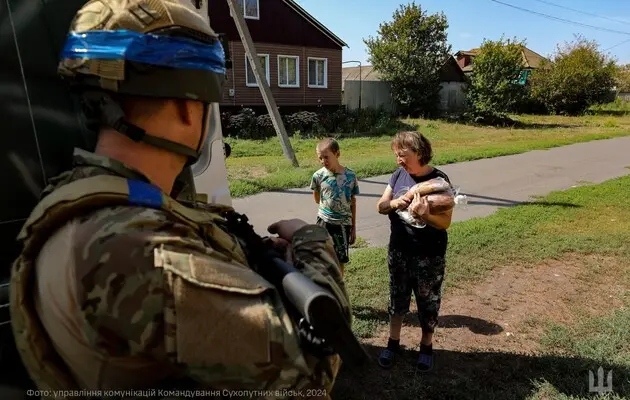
[224,211,370,367]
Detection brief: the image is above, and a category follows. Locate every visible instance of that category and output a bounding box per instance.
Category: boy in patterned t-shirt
[310,138,360,275]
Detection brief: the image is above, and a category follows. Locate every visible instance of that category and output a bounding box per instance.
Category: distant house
[455,45,548,83]
[341,56,468,113]
[208,0,347,112]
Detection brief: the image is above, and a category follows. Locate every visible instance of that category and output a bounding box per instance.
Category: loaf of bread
[402,178,452,201]
[426,192,455,214]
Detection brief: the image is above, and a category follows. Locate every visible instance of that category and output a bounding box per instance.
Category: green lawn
[333,174,630,400]
[225,113,630,197]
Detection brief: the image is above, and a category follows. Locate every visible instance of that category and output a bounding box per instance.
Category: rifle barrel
[268,255,370,367]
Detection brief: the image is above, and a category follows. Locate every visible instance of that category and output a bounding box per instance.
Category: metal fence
[342,80,396,112]
[343,80,468,114]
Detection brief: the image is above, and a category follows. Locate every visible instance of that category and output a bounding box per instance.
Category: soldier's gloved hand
[267,219,308,242]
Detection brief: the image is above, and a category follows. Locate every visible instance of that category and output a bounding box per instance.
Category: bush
[221,106,399,139]
[464,36,529,125]
[530,36,617,116]
[225,108,259,139]
[285,111,321,134]
[615,64,630,92]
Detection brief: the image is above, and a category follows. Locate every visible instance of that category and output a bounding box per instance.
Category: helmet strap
[97,93,203,162]
[187,104,211,166]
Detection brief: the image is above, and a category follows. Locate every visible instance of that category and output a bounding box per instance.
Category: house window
[233,0,259,19]
[245,54,269,87]
[278,55,299,87]
[308,57,327,88]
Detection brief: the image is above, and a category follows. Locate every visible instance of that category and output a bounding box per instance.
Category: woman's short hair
[391,131,433,166]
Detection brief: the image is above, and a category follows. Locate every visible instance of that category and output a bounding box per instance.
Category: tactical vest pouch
[156,246,276,366]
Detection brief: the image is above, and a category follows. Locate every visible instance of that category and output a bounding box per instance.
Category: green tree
[363,2,451,117]
[530,36,617,115]
[465,36,528,124]
[615,64,630,92]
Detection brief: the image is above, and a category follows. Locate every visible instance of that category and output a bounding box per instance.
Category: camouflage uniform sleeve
[290,225,352,322]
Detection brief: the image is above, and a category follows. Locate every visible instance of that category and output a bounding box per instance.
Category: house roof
[520,47,546,68]
[341,57,467,88]
[282,0,348,48]
[441,56,468,82]
[456,45,547,69]
[342,65,383,82]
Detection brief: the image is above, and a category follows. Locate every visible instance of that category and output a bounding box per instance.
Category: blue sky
[294,0,630,65]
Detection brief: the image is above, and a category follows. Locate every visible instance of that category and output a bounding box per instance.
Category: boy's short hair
[317,137,340,154]
[391,131,433,166]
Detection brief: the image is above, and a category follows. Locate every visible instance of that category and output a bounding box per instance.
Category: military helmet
[57,0,226,162]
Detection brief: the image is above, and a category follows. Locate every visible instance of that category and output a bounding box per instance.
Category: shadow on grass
[511,122,578,130]
[463,193,582,209]
[439,315,504,335]
[333,343,630,400]
[333,120,419,139]
[430,113,583,130]
[352,306,504,335]
[587,110,630,117]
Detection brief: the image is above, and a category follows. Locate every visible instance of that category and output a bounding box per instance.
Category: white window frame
[245,54,270,87]
[307,57,328,88]
[231,0,259,20]
[277,55,300,88]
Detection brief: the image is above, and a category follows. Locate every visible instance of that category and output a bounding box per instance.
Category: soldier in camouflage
[9,1,350,399]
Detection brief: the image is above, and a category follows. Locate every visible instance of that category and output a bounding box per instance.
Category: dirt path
[332,254,628,400]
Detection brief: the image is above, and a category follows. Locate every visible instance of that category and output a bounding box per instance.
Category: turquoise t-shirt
[310,166,360,226]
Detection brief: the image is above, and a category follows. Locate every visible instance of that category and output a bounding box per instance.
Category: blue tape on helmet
[61,29,226,74]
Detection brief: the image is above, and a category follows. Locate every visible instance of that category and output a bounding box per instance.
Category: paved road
[233,137,630,247]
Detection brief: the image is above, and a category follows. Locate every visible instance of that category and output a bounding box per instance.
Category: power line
[529,0,630,27]
[604,38,630,51]
[489,0,630,36]
[530,0,630,27]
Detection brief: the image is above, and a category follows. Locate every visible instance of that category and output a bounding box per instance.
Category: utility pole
[226,0,299,167]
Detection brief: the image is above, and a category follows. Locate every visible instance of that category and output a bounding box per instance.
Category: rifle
[223,211,370,367]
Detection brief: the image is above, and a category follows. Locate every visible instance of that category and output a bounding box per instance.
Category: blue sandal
[378,348,397,369]
[416,350,433,371]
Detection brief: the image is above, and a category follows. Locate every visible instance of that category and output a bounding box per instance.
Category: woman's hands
[390,197,411,210]
[408,193,430,219]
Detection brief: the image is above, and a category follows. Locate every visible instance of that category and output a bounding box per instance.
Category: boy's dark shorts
[387,244,446,333]
[316,217,351,264]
